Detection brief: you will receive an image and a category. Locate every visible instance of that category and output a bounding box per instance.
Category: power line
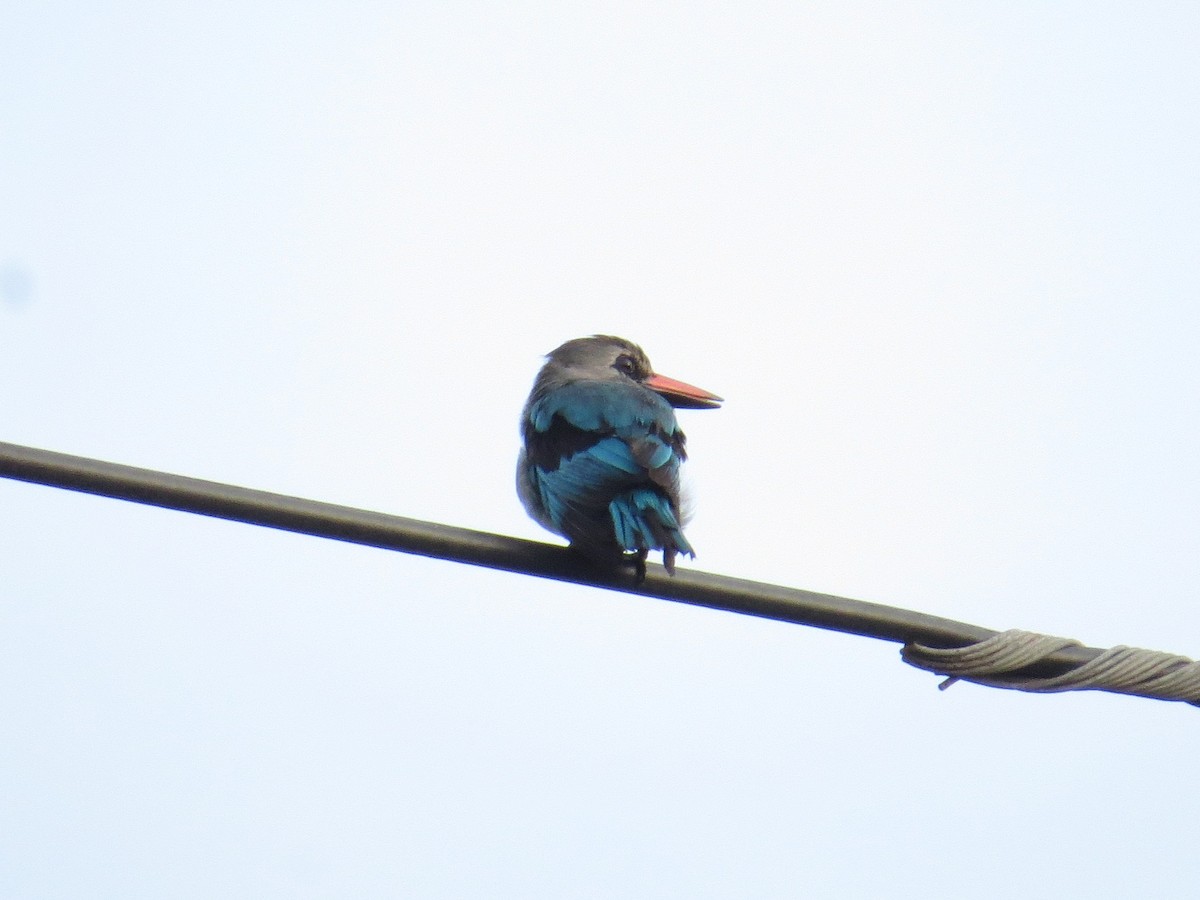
[1,439,1197,707]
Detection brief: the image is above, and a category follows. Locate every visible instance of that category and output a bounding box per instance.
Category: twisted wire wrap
[902,629,1200,705]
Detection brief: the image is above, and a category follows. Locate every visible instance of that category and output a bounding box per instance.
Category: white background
[3,3,1198,897]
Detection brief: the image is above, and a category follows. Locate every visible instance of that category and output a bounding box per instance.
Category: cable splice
[902,630,1200,705]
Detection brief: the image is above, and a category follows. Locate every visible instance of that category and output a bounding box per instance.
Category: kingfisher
[517,335,722,578]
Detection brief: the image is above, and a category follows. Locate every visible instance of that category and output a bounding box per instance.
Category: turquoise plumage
[517,335,721,577]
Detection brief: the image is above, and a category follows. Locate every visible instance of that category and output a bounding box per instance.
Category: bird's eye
[613,355,638,377]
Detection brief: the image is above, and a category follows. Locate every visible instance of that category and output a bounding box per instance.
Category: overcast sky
[3,3,1199,897]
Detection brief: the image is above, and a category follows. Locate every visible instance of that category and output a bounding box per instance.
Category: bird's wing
[526,380,683,471]
[524,381,687,533]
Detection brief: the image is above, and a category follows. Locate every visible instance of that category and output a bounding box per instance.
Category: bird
[517,335,722,579]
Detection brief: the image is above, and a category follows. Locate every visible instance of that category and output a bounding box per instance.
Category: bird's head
[544,335,723,410]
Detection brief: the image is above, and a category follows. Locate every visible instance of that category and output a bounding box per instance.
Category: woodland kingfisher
[517,335,722,578]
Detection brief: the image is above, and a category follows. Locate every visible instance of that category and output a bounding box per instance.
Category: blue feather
[531,380,676,434]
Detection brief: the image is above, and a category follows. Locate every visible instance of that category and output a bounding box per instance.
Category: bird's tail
[608,488,694,575]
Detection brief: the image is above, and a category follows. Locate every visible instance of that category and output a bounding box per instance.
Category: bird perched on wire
[517,335,722,579]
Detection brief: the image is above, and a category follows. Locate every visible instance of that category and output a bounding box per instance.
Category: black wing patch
[525,413,612,472]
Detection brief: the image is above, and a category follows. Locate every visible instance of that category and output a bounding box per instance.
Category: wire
[2,439,1197,707]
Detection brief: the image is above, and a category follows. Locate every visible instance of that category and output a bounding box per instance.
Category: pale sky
[3,3,1199,897]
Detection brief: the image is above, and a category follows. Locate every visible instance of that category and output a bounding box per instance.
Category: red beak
[643,373,724,410]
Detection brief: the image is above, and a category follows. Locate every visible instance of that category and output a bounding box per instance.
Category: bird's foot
[632,549,648,584]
